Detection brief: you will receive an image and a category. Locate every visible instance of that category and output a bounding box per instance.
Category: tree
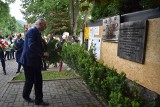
[0,0,23,36]
[90,0,160,20]
[0,1,10,30]
[20,0,92,36]
[78,0,93,34]
[20,0,71,35]
[140,0,160,9]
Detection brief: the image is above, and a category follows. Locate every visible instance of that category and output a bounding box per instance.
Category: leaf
[45,40,61,64]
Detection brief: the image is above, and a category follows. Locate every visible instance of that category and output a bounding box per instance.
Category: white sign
[89,26,100,39]
[88,38,101,60]
[93,26,99,36]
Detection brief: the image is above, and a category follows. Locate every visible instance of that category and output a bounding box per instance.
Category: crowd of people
[0,18,80,106]
[41,31,79,70]
[0,31,24,75]
[0,29,79,75]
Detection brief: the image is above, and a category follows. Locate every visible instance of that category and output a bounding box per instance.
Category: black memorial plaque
[118,20,147,64]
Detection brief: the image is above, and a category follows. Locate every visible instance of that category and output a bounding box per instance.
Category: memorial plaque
[102,15,120,42]
[117,20,147,64]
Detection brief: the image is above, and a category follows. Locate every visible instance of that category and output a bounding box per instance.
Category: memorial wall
[100,18,160,95]
[118,20,147,64]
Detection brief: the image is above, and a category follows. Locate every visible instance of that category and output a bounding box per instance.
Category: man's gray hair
[35,18,46,25]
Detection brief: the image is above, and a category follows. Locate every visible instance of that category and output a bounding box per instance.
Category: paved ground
[0,59,104,107]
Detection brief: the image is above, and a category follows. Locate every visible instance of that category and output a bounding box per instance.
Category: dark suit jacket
[0,36,5,59]
[20,27,44,67]
[14,38,24,63]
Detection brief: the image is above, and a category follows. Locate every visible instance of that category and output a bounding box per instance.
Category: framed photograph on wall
[102,15,120,42]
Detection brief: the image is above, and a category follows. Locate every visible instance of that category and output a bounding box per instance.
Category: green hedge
[61,43,155,107]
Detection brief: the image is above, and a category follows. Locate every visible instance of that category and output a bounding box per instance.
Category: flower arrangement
[43,32,69,72]
[0,38,16,52]
[0,39,9,49]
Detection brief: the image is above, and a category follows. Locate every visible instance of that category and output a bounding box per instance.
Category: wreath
[42,39,61,64]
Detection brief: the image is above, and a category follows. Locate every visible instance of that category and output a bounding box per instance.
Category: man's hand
[43,52,49,57]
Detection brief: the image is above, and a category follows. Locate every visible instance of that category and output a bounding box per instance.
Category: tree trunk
[73,0,80,36]
[69,0,74,35]
[81,0,96,30]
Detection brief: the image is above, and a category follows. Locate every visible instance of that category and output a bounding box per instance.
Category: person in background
[47,33,55,43]
[20,18,49,106]
[41,37,47,71]
[47,33,58,67]
[4,35,11,60]
[0,30,6,75]
[71,36,76,44]
[71,36,79,44]
[62,32,69,44]
[10,33,16,59]
[14,33,24,73]
[55,32,69,53]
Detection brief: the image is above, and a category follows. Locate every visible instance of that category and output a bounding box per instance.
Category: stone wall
[100,18,160,95]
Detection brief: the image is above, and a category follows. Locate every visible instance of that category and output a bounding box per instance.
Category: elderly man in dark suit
[20,18,49,106]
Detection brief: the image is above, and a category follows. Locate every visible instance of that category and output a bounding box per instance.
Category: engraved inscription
[118,20,147,64]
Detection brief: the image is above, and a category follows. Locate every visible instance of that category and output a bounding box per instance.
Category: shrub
[61,42,155,107]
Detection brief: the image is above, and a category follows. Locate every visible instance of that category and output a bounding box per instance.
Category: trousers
[23,65,43,102]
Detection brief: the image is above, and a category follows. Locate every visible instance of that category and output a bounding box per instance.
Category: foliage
[44,39,61,64]
[91,3,109,20]
[13,70,78,80]
[20,0,70,35]
[0,1,23,36]
[90,0,160,20]
[108,91,144,107]
[3,0,16,4]
[0,1,10,32]
[20,0,93,36]
[61,43,156,107]
[140,0,160,9]
[15,21,24,33]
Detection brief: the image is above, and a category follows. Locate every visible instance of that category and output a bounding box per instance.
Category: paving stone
[0,60,104,107]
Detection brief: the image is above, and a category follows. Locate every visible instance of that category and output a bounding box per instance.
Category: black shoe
[24,98,34,103]
[35,101,49,106]
[3,70,6,75]
[16,71,20,73]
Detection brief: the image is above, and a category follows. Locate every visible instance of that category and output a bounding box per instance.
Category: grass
[13,70,79,81]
